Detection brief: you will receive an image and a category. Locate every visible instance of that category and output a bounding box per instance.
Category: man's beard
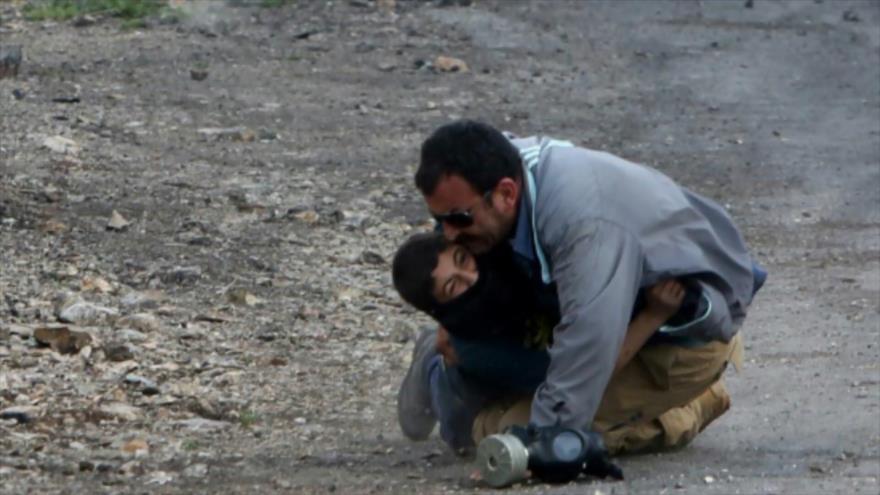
[430,247,534,341]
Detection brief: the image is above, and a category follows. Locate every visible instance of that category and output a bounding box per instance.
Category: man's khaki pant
[471,334,744,454]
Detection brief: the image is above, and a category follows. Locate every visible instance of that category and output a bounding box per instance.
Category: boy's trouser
[471,333,744,454]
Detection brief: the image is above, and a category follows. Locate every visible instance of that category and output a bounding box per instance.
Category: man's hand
[644,279,685,321]
[436,326,459,366]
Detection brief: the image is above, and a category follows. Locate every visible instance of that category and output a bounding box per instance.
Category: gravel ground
[1,0,878,493]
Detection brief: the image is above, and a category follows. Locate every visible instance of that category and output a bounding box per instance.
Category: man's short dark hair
[416,120,522,196]
[392,232,449,313]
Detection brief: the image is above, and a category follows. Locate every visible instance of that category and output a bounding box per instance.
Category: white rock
[146,471,174,485]
[58,301,118,324]
[116,328,148,342]
[172,418,229,431]
[107,210,131,231]
[7,324,33,338]
[43,135,80,155]
[116,313,161,333]
[183,463,208,478]
[120,290,165,310]
[100,402,142,421]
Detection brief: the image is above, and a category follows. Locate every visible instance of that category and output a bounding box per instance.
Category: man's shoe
[695,379,731,432]
[397,327,438,440]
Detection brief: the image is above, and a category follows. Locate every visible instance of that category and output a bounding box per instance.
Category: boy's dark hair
[392,232,449,313]
[416,120,523,196]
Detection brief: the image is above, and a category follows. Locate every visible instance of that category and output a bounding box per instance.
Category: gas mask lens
[551,430,585,462]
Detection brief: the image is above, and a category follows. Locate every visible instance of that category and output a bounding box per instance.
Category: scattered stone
[118,460,143,476]
[57,300,118,324]
[193,313,230,323]
[433,55,468,73]
[258,129,277,141]
[12,88,25,100]
[104,343,135,362]
[842,10,860,22]
[0,406,36,424]
[377,61,397,72]
[268,356,288,366]
[33,326,93,354]
[0,44,21,79]
[120,290,165,310]
[124,374,160,395]
[116,328,147,346]
[255,326,281,342]
[81,276,114,293]
[226,288,259,306]
[188,397,223,420]
[159,266,202,285]
[377,0,396,10]
[116,313,161,333]
[173,418,230,431]
[183,463,208,478]
[704,475,715,484]
[121,438,149,456]
[100,402,142,421]
[43,135,80,155]
[146,471,174,485]
[360,250,385,265]
[190,68,209,81]
[292,209,319,225]
[7,323,34,339]
[107,210,131,231]
[73,14,97,27]
[197,127,256,142]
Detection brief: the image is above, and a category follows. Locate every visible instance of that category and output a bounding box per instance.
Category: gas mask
[477,423,624,488]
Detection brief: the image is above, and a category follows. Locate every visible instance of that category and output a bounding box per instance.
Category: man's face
[424,174,518,254]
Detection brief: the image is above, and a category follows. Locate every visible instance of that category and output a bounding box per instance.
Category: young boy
[392,231,686,376]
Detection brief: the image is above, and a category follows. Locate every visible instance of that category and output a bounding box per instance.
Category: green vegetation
[260,0,295,7]
[238,410,259,428]
[22,0,178,28]
[181,439,201,451]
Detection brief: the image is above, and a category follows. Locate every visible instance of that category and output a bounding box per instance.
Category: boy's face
[431,244,478,304]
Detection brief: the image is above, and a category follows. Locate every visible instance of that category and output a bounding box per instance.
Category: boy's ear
[495,177,520,212]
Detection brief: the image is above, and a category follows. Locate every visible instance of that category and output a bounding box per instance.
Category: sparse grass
[239,410,259,428]
[260,0,295,7]
[22,0,177,27]
[181,439,201,451]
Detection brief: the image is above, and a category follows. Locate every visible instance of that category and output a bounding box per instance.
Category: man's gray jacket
[507,135,759,429]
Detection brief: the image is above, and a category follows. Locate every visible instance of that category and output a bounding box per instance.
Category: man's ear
[495,177,520,212]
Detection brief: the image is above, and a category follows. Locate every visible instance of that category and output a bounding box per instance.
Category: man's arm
[530,219,643,429]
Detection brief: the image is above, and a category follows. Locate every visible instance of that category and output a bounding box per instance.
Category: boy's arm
[613,279,685,375]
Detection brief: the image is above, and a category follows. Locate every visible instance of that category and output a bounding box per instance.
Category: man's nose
[442,222,460,241]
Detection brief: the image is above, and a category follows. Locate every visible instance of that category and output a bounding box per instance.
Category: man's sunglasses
[432,190,493,228]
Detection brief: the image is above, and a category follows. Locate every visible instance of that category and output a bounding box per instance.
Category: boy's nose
[460,268,478,287]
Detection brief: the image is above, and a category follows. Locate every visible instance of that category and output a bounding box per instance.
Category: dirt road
[1,1,878,493]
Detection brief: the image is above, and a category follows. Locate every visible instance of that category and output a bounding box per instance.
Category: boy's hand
[436,326,459,366]
[645,279,685,321]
